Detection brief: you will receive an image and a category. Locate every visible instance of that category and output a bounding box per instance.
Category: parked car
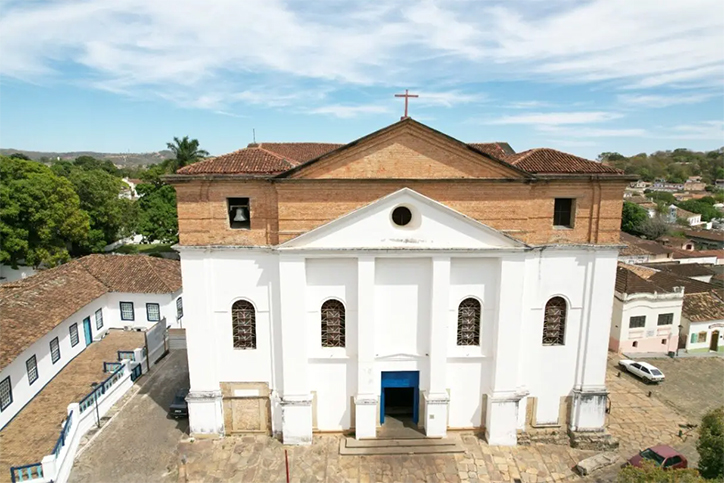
[618,359,665,383]
[627,445,688,469]
[169,388,189,418]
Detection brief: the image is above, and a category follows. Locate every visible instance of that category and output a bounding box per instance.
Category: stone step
[339,437,465,456]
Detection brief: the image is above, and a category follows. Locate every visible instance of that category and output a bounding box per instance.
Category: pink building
[609,265,683,354]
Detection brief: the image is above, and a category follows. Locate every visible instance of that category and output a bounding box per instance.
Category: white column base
[354,395,378,439]
[187,390,224,436]
[570,387,608,431]
[423,391,449,438]
[485,393,522,446]
[281,395,313,445]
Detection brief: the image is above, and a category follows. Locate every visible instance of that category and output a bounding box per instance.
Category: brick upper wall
[174,178,627,246]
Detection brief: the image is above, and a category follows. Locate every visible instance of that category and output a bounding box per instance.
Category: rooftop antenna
[253,128,256,144]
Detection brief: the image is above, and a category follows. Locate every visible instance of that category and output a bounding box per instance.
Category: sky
[0,0,723,160]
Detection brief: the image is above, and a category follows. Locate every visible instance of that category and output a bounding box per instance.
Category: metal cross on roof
[394,89,419,120]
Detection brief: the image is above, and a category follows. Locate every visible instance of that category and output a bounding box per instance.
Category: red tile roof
[505,148,623,174]
[682,292,724,322]
[175,120,623,176]
[0,255,181,371]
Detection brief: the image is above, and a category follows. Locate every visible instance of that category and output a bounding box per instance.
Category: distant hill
[0,148,175,167]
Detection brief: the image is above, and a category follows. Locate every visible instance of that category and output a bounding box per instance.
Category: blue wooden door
[380,371,419,424]
[82,317,93,346]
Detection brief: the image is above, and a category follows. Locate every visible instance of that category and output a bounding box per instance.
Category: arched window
[232,300,256,349]
[542,297,566,346]
[321,300,345,348]
[457,298,481,346]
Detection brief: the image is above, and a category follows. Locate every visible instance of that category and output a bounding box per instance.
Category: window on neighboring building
[542,297,567,345]
[457,298,481,346]
[657,313,674,326]
[0,376,12,411]
[227,198,250,229]
[321,299,346,348]
[69,323,79,347]
[176,297,183,319]
[691,333,697,344]
[231,300,256,349]
[146,303,161,322]
[553,198,574,228]
[697,332,707,343]
[26,355,38,385]
[629,316,646,329]
[120,302,135,321]
[50,337,61,364]
[661,338,667,345]
[632,341,638,348]
[95,308,104,329]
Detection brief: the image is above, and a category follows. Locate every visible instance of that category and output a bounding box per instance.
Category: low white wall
[40,360,136,483]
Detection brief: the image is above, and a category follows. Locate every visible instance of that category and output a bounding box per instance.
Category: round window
[391,206,412,226]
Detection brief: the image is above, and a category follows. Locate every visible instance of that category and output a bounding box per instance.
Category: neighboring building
[618,232,674,264]
[0,255,182,429]
[684,230,724,250]
[683,179,706,192]
[672,249,724,265]
[651,180,684,192]
[681,292,724,353]
[668,206,702,226]
[610,264,683,354]
[166,118,629,447]
[658,236,695,251]
[641,262,715,283]
[120,178,142,200]
[714,179,724,189]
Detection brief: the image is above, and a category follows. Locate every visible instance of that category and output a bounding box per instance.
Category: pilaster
[355,256,377,439]
[425,256,451,437]
[278,255,312,444]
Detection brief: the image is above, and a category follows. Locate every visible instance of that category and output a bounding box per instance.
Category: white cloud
[665,121,724,140]
[0,0,721,111]
[485,111,623,126]
[617,93,718,108]
[539,126,648,137]
[505,101,556,109]
[307,104,392,119]
[414,90,487,108]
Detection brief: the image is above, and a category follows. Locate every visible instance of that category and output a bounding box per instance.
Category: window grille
[50,337,61,364]
[629,316,646,329]
[146,303,161,322]
[542,297,566,345]
[120,302,135,321]
[176,298,183,318]
[26,356,38,385]
[321,300,346,348]
[457,298,481,346]
[232,300,256,349]
[69,323,79,347]
[95,309,104,329]
[657,313,673,326]
[0,377,11,411]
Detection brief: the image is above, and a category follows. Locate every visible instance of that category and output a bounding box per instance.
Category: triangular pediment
[279,188,528,250]
[279,119,531,180]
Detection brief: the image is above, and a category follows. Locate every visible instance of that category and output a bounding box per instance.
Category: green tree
[165,136,208,173]
[73,155,118,175]
[637,217,670,240]
[0,157,89,267]
[647,191,677,205]
[697,406,724,479]
[618,461,706,483]
[8,152,31,160]
[136,183,178,243]
[676,200,722,222]
[67,169,126,253]
[622,202,649,234]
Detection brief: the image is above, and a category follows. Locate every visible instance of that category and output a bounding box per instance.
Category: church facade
[168,119,629,446]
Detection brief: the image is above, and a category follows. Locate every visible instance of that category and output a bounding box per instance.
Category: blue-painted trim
[9,462,43,482]
[380,371,420,425]
[82,317,93,347]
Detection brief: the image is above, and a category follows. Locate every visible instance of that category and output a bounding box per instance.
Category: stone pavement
[0,330,144,483]
[179,433,595,483]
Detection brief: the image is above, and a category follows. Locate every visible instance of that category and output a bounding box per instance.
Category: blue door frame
[380,371,419,424]
[82,317,93,346]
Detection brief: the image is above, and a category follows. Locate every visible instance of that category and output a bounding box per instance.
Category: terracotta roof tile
[672,249,724,260]
[504,148,623,174]
[684,230,724,242]
[256,143,344,164]
[177,148,293,175]
[619,232,674,257]
[615,265,668,294]
[0,255,181,371]
[682,292,724,322]
[641,262,715,279]
[468,142,516,159]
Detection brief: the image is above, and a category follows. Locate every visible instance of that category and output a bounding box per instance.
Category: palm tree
[165,136,209,173]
